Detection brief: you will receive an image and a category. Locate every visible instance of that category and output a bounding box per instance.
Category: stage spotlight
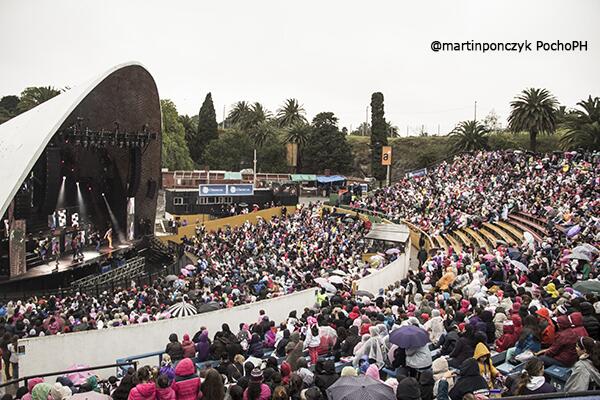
[62,176,66,180]
[102,192,105,197]
[76,182,80,186]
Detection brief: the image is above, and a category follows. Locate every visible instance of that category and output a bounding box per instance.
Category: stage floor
[10,243,133,282]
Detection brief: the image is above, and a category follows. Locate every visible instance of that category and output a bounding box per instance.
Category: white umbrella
[510,259,528,272]
[568,252,592,262]
[165,275,178,282]
[167,302,197,318]
[314,277,337,293]
[331,269,347,276]
[573,244,598,255]
[328,275,345,284]
[185,264,196,271]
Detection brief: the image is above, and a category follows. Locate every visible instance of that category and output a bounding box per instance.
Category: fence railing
[0,361,138,390]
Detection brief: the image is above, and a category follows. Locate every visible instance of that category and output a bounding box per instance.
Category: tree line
[1,85,598,178]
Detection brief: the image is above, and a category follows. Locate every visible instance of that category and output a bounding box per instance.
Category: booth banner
[199,184,228,196]
[199,184,254,197]
[227,184,254,196]
[407,168,427,178]
[9,219,26,277]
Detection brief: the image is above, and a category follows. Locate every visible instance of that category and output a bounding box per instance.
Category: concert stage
[5,242,134,283]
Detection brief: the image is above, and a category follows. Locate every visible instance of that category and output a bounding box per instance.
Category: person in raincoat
[473,342,500,389]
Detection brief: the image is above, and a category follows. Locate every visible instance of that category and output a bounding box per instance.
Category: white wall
[18,254,408,379]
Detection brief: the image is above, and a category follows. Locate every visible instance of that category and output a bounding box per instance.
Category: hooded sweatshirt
[569,312,589,338]
[473,343,498,389]
[545,315,578,367]
[535,308,556,347]
[448,358,489,400]
[495,322,517,352]
[195,331,210,362]
[181,334,196,359]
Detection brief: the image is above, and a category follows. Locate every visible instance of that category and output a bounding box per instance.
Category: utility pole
[222,105,226,129]
[365,105,369,136]
[253,149,257,187]
[474,101,477,122]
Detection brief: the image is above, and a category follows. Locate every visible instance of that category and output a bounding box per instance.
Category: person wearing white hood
[424,309,445,346]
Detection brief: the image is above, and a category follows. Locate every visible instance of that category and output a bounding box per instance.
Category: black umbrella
[355,290,374,298]
[326,376,395,400]
[197,302,220,313]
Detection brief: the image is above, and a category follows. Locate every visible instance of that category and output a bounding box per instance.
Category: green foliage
[247,120,276,148]
[0,95,19,123]
[276,98,307,128]
[450,120,490,152]
[193,93,218,166]
[302,112,352,174]
[508,88,558,152]
[370,92,388,180]
[161,99,194,171]
[227,101,251,126]
[18,86,61,113]
[202,129,252,171]
[560,96,600,151]
[256,133,288,173]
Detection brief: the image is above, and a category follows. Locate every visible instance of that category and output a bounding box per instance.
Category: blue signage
[199,184,227,196]
[227,184,254,196]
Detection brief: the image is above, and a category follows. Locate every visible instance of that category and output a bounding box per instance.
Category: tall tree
[17,86,61,113]
[276,98,307,127]
[508,88,558,152]
[203,129,253,171]
[193,93,218,166]
[227,101,251,126]
[561,95,600,150]
[450,120,490,152]
[0,95,19,124]
[302,112,352,174]
[248,120,276,148]
[370,92,388,181]
[161,99,194,170]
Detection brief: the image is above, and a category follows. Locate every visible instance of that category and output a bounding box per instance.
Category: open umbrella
[314,277,337,293]
[355,290,374,298]
[495,239,508,246]
[165,275,178,282]
[523,231,535,243]
[510,259,528,272]
[567,225,581,238]
[66,364,94,385]
[167,302,197,318]
[238,202,248,207]
[328,275,345,285]
[180,268,191,277]
[327,376,395,400]
[574,281,600,295]
[385,248,401,255]
[483,254,496,261]
[389,325,430,349]
[568,252,592,262]
[185,264,196,271]
[573,245,598,255]
[331,269,347,276]
[197,302,220,313]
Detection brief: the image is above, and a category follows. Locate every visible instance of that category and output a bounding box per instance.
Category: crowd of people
[1,149,599,400]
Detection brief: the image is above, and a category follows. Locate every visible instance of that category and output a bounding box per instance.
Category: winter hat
[250,368,264,383]
[32,383,53,400]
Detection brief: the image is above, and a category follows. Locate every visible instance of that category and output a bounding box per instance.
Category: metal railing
[0,361,138,389]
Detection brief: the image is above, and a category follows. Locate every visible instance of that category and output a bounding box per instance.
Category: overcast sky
[1,0,599,135]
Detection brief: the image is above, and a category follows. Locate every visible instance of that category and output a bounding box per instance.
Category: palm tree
[227,101,251,126]
[276,98,307,128]
[508,88,558,152]
[17,86,62,113]
[243,102,272,130]
[248,121,276,148]
[450,120,490,152]
[561,96,600,150]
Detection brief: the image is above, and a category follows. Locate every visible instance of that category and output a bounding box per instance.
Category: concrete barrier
[18,208,409,378]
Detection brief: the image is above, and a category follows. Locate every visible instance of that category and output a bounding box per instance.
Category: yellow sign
[286,143,298,167]
[381,146,392,166]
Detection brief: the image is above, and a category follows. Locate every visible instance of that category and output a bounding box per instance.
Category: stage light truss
[58,126,158,149]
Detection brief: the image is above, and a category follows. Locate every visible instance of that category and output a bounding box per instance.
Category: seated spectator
[508,357,555,395]
[473,342,500,389]
[181,334,195,359]
[128,367,156,400]
[448,358,489,400]
[564,336,600,391]
[165,333,184,362]
[172,358,201,400]
[243,369,271,400]
[537,314,578,367]
[155,375,175,400]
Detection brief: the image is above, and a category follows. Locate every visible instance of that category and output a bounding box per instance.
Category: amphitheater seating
[453,230,473,249]
[509,214,549,237]
[443,234,462,252]
[494,221,525,242]
[483,223,518,244]
[507,218,544,243]
[464,227,490,249]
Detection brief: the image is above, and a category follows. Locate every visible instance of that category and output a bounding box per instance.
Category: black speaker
[128,148,142,197]
[146,179,157,199]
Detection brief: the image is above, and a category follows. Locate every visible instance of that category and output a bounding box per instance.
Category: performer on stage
[104,227,113,249]
[52,239,60,271]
